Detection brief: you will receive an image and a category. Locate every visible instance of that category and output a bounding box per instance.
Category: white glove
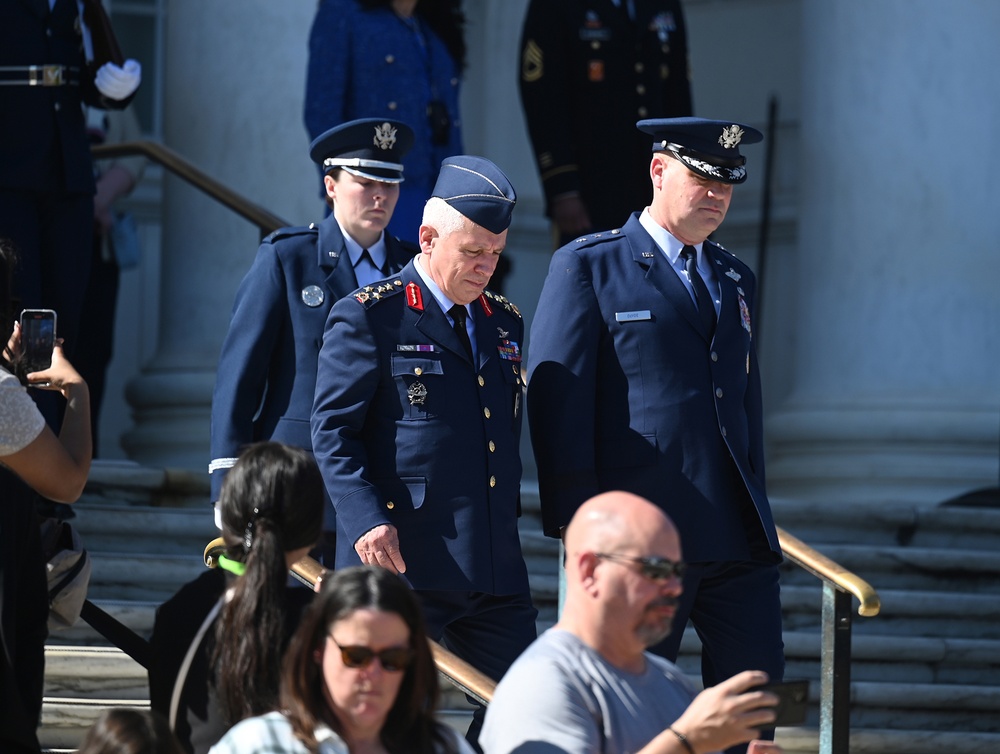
[95,59,142,101]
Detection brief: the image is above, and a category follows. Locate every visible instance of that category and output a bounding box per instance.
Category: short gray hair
[421,197,470,238]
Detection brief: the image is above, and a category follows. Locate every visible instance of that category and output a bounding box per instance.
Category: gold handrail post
[777,525,881,754]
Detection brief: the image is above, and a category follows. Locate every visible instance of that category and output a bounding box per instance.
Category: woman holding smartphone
[1,240,92,502]
[0,237,92,754]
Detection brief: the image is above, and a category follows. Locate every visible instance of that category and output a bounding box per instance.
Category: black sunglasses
[329,638,414,672]
[595,552,687,581]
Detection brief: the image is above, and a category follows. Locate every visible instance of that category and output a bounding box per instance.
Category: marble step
[777,543,1000,592]
[86,553,207,601]
[774,727,1000,754]
[71,502,216,555]
[45,600,156,646]
[44,646,147,699]
[780,584,1000,638]
[769,497,1000,551]
[80,459,209,508]
[40,697,149,750]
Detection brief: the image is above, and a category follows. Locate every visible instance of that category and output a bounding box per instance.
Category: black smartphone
[754,679,809,727]
[20,309,57,372]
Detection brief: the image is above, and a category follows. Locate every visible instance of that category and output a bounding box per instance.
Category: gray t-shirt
[0,366,45,456]
[480,629,707,754]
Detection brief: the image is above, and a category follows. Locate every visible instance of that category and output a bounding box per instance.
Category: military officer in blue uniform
[311,155,537,743]
[210,119,416,551]
[518,0,693,246]
[527,118,783,754]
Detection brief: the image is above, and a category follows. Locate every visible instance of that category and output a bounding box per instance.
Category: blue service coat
[310,259,530,595]
[526,213,780,564]
[303,0,463,244]
[209,213,415,501]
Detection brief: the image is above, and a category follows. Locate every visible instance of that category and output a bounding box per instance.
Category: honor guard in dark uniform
[210,118,417,557]
[0,0,141,356]
[528,118,783,754]
[311,155,538,745]
[518,0,693,246]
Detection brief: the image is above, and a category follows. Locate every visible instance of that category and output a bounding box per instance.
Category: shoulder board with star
[570,227,625,249]
[483,290,522,318]
[353,277,405,308]
[263,224,318,244]
[706,239,751,270]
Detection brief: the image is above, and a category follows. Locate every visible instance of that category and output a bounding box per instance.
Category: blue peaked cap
[309,118,415,183]
[637,117,763,184]
[431,155,516,234]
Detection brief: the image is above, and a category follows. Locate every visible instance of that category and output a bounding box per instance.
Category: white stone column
[766,1,1000,505]
[122,0,317,468]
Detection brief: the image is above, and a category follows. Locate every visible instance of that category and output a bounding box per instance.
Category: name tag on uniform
[615,310,652,323]
[397,344,437,352]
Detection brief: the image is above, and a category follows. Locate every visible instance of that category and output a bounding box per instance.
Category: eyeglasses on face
[595,552,687,581]
[328,638,414,672]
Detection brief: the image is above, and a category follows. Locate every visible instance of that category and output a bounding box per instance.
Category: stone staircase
[39,461,1000,752]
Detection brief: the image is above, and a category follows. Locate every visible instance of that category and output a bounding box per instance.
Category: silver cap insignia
[373,122,397,150]
[719,125,745,149]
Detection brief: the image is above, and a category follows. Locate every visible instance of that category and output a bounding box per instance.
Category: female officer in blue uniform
[209,119,416,556]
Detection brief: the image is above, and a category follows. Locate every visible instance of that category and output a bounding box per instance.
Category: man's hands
[355,523,407,574]
[658,670,780,754]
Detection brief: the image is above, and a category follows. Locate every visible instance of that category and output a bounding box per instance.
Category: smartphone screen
[754,679,810,727]
[20,309,57,372]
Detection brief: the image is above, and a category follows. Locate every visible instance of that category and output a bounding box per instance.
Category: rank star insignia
[719,125,745,149]
[373,122,397,150]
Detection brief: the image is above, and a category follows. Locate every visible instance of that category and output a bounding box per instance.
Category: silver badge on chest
[407,381,428,406]
[301,285,325,307]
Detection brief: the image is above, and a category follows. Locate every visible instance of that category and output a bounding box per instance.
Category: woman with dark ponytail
[148,442,325,754]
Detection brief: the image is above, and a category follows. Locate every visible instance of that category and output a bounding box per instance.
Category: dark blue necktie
[681,245,716,338]
[449,304,473,361]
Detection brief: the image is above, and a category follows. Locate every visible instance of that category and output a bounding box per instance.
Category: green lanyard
[217,553,246,577]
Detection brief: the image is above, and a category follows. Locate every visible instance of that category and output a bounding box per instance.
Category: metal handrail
[777,526,880,754]
[92,140,287,236]
[203,538,498,705]
[778,526,881,617]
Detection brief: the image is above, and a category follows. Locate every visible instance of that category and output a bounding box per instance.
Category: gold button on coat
[386,501,395,510]
[489,476,496,488]
[484,407,491,419]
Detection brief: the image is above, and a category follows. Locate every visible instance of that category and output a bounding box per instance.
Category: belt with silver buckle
[0,65,81,87]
